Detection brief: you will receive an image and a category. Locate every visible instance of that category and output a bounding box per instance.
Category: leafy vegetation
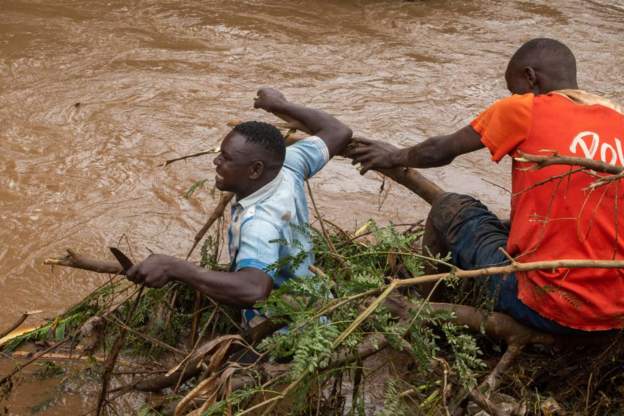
[3,219,623,415]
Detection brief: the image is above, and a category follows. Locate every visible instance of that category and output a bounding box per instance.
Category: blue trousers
[428,193,601,336]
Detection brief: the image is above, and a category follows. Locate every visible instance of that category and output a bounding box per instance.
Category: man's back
[474,91,624,330]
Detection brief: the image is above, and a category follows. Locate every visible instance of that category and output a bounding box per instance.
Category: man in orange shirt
[349,38,624,335]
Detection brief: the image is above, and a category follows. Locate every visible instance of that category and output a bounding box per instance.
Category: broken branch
[44,249,123,274]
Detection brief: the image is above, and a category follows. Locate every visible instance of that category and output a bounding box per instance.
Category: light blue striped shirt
[226,136,329,326]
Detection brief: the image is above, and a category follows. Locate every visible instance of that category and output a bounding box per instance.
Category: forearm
[171,261,271,308]
[271,100,352,156]
[390,126,483,168]
[395,136,456,168]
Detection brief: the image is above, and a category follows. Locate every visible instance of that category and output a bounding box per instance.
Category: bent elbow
[338,125,353,145]
[331,125,353,154]
[342,126,353,141]
[243,280,273,307]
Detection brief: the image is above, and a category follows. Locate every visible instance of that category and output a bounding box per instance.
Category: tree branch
[185,192,233,260]
[395,258,624,289]
[516,152,623,175]
[0,310,42,340]
[161,148,220,167]
[256,111,444,204]
[44,249,123,274]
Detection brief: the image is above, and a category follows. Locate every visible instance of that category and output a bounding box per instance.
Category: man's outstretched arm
[348,125,484,174]
[254,87,353,157]
[126,254,273,308]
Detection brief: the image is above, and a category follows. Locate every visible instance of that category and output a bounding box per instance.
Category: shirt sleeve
[234,218,282,281]
[470,93,534,162]
[283,136,330,179]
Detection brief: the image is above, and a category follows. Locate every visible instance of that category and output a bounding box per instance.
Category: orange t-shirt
[471,92,624,330]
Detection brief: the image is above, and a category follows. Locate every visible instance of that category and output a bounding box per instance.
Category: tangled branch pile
[2,211,623,416]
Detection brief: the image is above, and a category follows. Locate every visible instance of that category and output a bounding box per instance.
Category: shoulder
[287,136,330,156]
[487,93,534,114]
[472,93,534,131]
[240,216,281,236]
[471,94,535,162]
[285,136,330,167]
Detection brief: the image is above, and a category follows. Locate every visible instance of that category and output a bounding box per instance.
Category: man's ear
[524,66,539,92]
[249,160,265,180]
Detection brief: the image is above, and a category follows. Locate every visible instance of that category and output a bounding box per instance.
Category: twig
[0,310,42,340]
[103,315,185,356]
[333,282,398,348]
[374,165,443,205]
[306,180,340,260]
[162,148,220,167]
[589,170,624,190]
[187,193,227,348]
[497,247,517,264]
[0,338,71,387]
[173,307,218,393]
[513,167,586,196]
[481,178,510,194]
[516,152,623,175]
[96,285,146,416]
[434,357,452,416]
[185,192,233,260]
[377,175,393,209]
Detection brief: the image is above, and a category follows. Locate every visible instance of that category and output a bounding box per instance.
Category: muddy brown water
[0,0,623,412]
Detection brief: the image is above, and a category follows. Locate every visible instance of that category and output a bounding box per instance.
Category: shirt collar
[234,171,284,210]
[553,89,624,116]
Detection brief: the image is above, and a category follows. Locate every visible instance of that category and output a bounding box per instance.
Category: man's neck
[236,170,280,201]
[540,80,579,95]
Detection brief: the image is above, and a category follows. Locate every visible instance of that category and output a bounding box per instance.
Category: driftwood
[44,248,123,274]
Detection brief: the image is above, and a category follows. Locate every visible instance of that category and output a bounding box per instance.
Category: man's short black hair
[509,38,576,82]
[233,121,286,164]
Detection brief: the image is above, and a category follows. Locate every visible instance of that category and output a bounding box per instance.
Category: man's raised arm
[253,87,352,157]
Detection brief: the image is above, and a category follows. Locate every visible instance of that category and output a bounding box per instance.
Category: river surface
[0,0,623,397]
